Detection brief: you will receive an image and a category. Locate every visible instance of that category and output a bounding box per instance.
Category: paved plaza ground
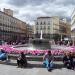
[0,61,75,75]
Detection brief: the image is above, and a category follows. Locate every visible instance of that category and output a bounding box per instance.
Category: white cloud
[0,0,75,25]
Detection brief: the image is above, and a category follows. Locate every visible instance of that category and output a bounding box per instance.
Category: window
[44,21,46,25]
[36,27,38,30]
[40,22,42,25]
[0,15,2,19]
[60,26,66,33]
[48,21,50,25]
[36,31,38,34]
[48,26,50,30]
[44,26,46,29]
[36,22,38,25]
[40,26,42,29]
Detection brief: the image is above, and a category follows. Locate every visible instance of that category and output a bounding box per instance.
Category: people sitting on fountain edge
[0,49,7,61]
[43,50,54,71]
[17,52,27,68]
[63,52,75,70]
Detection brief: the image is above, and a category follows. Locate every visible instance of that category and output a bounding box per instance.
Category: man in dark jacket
[63,53,71,69]
[17,52,27,67]
[63,52,74,69]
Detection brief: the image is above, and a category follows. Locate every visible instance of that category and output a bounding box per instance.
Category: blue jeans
[0,53,7,61]
[43,59,54,70]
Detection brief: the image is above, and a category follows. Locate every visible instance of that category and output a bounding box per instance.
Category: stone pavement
[0,61,75,75]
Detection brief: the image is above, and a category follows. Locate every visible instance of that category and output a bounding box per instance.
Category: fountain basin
[13,38,51,50]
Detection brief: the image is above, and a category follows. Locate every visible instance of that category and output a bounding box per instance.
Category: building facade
[0,8,29,43]
[59,19,71,41]
[26,24,34,39]
[71,9,75,44]
[34,16,71,41]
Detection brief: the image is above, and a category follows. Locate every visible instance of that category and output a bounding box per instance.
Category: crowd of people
[50,40,73,46]
[57,40,73,46]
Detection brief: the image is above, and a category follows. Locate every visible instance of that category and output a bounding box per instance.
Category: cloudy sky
[0,0,75,25]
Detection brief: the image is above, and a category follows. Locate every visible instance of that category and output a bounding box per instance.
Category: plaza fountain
[0,31,74,56]
[13,30,51,50]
